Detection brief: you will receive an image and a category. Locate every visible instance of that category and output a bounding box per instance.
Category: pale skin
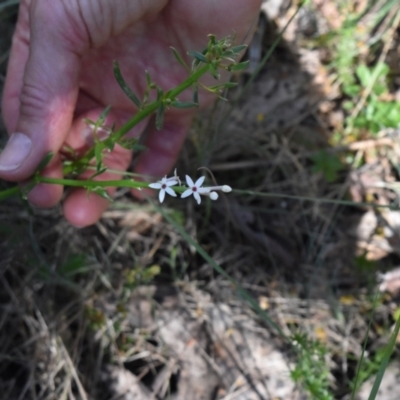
[0,0,262,227]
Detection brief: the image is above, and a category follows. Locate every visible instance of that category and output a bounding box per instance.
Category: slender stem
[63,64,210,175]
[39,177,149,189]
[0,186,21,201]
[38,176,187,193]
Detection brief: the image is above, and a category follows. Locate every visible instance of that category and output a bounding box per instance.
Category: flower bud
[209,192,219,200]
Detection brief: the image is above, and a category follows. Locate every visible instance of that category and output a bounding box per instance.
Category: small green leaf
[103,137,115,152]
[356,65,372,87]
[170,101,199,109]
[230,44,247,54]
[170,47,189,69]
[187,51,208,63]
[98,105,111,126]
[209,82,238,90]
[94,143,105,171]
[343,84,360,97]
[156,87,164,101]
[89,168,107,179]
[118,138,146,151]
[209,63,220,79]
[373,62,389,80]
[145,70,152,87]
[83,118,96,126]
[229,60,250,71]
[90,187,113,201]
[59,254,88,277]
[311,151,343,182]
[35,152,54,173]
[156,103,165,130]
[221,49,234,57]
[113,60,141,108]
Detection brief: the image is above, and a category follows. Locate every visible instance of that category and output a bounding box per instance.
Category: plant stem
[0,186,20,201]
[63,64,209,175]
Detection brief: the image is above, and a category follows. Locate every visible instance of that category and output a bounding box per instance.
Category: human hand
[0,0,261,227]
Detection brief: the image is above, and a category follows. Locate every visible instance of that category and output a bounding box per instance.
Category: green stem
[39,177,149,189]
[63,64,209,175]
[38,176,187,193]
[0,186,21,201]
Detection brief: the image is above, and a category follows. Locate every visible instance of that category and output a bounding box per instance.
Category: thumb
[0,1,82,181]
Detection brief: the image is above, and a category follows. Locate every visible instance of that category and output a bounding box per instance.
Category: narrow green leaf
[83,118,96,126]
[221,49,234,57]
[229,60,250,71]
[156,87,163,101]
[103,137,115,152]
[35,152,54,173]
[113,60,141,108]
[170,101,199,109]
[89,168,107,179]
[356,65,372,87]
[94,143,104,171]
[170,47,189,69]
[145,70,152,87]
[209,82,238,90]
[118,138,146,151]
[98,105,111,126]
[367,315,400,400]
[187,51,208,63]
[90,187,113,202]
[230,44,247,54]
[155,103,165,130]
[209,63,220,79]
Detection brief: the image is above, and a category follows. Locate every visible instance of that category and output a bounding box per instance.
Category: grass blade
[367,314,400,400]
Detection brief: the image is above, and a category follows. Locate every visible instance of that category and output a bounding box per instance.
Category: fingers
[133,113,195,199]
[61,107,146,227]
[62,144,132,227]
[26,154,64,208]
[0,0,82,183]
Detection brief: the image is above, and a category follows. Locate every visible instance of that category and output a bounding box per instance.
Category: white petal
[198,187,211,194]
[222,185,232,193]
[165,187,177,197]
[159,189,166,203]
[181,189,193,198]
[195,176,205,187]
[149,183,162,189]
[185,175,194,187]
[166,179,178,187]
[193,192,201,204]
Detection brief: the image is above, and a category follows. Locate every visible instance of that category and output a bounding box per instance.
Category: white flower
[149,176,178,203]
[181,175,210,204]
[181,176,233,204]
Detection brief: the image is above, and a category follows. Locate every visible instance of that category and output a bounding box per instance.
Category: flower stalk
[0,34,244,203]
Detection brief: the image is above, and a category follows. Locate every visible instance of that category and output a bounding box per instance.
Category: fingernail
[0,132,32,171]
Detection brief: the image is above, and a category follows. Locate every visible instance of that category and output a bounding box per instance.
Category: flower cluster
[149,172,232,204]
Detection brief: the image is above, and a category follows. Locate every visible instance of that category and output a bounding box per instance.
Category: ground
[1,1,400,399]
